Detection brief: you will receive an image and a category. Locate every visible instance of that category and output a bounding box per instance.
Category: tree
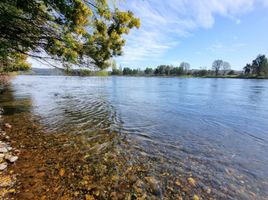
[222,61,231,75]
[123,67,132,75]
[144,67,153,75]
[243,64,251,75]
[212,60,223,75]
[0,0,140,71]
[170,66,184,75]
[111,60,121,75]
[179,62,190,73]
[0,53,31,72]
[251,54,268,76]
[227,70,235,75]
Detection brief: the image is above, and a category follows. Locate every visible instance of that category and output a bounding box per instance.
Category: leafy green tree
[111,60,121,75]
[132,69,138,75]
[251,54,268,76]
[144,67,153,75]
[243,64,251,74]
[170,66,184,75]
[123,67,132,75]
[0,0,140,71]
[111,67,122,75]
[0,53,31,72]
[227,70,235,75]
[212,60,223,75]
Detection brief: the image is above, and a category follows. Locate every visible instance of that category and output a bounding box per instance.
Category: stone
[4,123,12,129]
[187,177,196,187]
[175,180,181,187]
[85,194,95,200]
[145,176,160,195]
[5,155,18,163]
[127,174,137,183]
[59,168,65,177]
[192,194,199,200]
[0,153,5,158]
[0,147,8,153]
[0,162,7,170]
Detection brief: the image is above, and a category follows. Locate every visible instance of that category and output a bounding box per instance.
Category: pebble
[5,155,18,163]
[4,123,12,129]
[187,177,196,187]
[192,194,200,200]
[0,147,8,153]
[59,168,65,177]
[0,162,7,170]
[145,176,160,195]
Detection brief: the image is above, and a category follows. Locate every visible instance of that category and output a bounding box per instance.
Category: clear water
[1,75,268,199]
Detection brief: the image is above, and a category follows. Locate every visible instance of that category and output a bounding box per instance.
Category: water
[1,75,268,199]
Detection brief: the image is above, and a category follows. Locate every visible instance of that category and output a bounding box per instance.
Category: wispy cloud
[116,0,268,67]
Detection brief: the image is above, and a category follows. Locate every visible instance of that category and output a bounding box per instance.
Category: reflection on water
[1,76,268,199]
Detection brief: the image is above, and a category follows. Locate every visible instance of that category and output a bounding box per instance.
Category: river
[1,75,268,199]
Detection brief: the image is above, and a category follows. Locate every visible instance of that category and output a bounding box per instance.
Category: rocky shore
[0,108,19,199]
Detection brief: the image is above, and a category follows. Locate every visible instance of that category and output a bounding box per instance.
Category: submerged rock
[59,168,65,177]
[5,155,18,163]
[187,177,196,187]
[192,194,200,200]
[4,123,12,129]
[0,162,7,170]
[0,147,8,153]
[145,176,161,195]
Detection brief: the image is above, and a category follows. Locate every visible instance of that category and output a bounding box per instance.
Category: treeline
[109,54,268,78]
[110,61,234,77]
[243,54,268,76]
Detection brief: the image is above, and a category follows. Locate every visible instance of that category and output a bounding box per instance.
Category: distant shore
[15,70,268,79]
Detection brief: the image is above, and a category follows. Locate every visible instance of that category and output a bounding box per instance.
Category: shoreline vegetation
[11,54,268,80]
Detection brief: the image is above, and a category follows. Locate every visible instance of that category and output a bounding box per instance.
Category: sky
[30,0,268,70]
[115,0,268,70]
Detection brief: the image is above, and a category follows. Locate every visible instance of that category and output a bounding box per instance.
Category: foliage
[227,70,235,75]
[252,55,268,76]
[123,67,139,75]
[0,53,31,72]
[179,62,190,72]
[154,65,187,76]
[111,61,122,75]
[144,67,153,75]
[243,55,268,76]
[0,0,140,71]
[79,69,92,76]
[95,70,108,76]
[192,69,209,77]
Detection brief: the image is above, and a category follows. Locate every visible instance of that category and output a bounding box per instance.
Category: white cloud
[116,0,268,67]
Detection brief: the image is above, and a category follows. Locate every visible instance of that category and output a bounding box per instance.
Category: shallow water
[1,75,268,199]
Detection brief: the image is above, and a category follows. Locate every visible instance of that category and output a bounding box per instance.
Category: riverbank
[0,107,212,200]
[0,109,19,199]
[18,72,268,79]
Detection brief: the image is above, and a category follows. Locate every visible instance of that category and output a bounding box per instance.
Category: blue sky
[30,0,268,70]
[115,0,268,70]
